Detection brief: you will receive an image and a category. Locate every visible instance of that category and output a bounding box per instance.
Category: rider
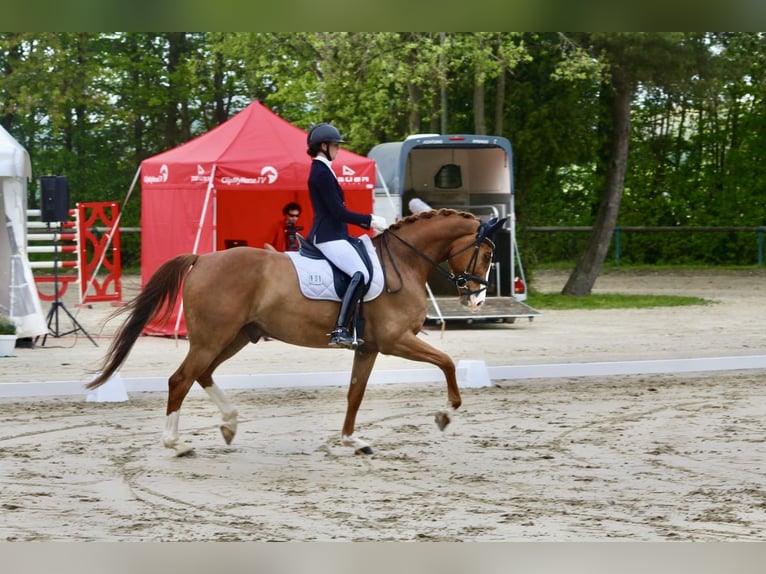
[306,123,387,348]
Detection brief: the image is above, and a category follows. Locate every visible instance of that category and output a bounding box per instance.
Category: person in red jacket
[305,123,387,348]
[265,202,303,252]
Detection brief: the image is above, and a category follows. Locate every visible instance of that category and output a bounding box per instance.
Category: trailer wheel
[503,317,516,324]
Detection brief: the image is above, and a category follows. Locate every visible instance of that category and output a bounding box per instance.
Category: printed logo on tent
[143,164,169,184]
[220,165,279,186]
[261,165,278,184]
[191,164,211,183]
[337,164,370,185]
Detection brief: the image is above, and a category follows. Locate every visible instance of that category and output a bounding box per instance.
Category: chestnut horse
[87,209,506,456]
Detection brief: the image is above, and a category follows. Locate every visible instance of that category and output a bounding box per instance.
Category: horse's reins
[378,227,495,296]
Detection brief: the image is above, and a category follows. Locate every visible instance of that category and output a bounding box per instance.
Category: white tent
[0,124,46,338]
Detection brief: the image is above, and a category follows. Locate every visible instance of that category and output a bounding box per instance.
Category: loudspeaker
[40,175,70,223]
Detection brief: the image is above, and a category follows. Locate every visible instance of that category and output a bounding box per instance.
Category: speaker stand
[43,300,98,346]
[40,223,98,347]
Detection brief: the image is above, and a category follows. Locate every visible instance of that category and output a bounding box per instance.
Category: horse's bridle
[378,217,507,296]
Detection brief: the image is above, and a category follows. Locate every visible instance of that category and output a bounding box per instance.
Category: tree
[558,33,703,295]
[3,32,765,269]
[445,33,529,135]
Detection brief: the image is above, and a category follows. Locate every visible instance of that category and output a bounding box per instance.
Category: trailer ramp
[426,295,540,325]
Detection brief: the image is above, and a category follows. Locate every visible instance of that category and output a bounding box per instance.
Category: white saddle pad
[285,234,384,302]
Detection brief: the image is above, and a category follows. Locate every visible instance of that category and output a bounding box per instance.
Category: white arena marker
[457,359,491,388]
[86,371,129,403]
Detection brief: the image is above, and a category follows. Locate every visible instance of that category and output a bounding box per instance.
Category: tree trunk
[164,32,185,147]
[407,82,421,132]
[429,90,441,133]
[562,66,632,296]
[494,68,505,135]
[473,71,486,134]
[212,51,229,125]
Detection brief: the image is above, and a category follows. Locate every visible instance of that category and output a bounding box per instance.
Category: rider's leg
[312,239,370,349]
[329,271,365,348]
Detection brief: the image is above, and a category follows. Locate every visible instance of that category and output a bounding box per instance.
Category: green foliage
[0,315,17,335]
[527,291,711,310]
[2,32,766,270]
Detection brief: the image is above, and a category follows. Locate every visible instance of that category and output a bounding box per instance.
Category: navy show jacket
[307,159,372,243]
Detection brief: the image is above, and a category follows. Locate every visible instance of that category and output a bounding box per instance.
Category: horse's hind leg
[201,384,238,445]
[197,330,252,445]
[163,347,221,456]
[163,369,197,456]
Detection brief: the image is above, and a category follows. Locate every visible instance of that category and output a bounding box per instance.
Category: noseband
[444,237,495,297]
[379,217,506,296]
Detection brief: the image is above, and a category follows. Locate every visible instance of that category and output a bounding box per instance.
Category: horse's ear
[488,217,507,233]
[478,217,508,243]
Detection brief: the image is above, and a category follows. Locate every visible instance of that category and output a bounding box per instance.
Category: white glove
[370,214,388,232]
[408,198,432,214]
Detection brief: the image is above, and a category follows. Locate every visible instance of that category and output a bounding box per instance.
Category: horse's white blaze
[468,265,491,309]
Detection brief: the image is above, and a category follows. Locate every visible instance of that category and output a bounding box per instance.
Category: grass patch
[526,292,712,310]
[533,262,766,273]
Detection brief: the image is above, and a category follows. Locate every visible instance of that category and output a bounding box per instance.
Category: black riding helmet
[307,123,345,151]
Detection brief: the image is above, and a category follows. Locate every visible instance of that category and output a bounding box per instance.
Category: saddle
[285,235,384,302]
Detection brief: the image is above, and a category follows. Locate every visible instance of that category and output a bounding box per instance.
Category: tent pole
[174,164,217,338]
[191,164,216,254]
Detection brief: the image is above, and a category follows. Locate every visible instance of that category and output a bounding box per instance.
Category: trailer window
[434,163,462,189]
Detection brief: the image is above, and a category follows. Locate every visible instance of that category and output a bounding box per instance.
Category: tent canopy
[139,101,376,336]
[0,124,46,338]
[0,124,32,179]
[141,100,375,193]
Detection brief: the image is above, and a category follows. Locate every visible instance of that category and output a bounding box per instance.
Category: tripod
[41,222,97,347]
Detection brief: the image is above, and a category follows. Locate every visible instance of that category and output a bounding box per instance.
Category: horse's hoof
[175,446,195,457]
[434,411,451,431]
[355,446,374,455]
[220,425,236,445]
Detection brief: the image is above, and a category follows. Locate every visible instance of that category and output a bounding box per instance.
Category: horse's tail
[86,254,199,390]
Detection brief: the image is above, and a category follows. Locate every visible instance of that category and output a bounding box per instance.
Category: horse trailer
[368,134,539,324]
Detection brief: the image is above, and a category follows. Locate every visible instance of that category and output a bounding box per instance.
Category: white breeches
[313,239,370,283]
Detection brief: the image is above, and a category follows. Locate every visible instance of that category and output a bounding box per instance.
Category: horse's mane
[389,208,477,231]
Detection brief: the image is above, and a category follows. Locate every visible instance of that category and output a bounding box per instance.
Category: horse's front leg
[389,333,460,431]
[341,348,378,455]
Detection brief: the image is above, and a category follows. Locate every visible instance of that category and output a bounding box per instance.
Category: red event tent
[139,101,376,336]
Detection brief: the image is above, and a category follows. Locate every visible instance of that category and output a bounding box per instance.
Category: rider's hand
[370,215,388,232]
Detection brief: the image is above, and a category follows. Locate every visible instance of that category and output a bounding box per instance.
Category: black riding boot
[329,271,365,349]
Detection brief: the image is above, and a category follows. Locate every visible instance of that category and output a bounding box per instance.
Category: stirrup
[328,328,363,350]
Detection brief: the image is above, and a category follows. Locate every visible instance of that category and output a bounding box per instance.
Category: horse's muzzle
[460,291,486,311]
